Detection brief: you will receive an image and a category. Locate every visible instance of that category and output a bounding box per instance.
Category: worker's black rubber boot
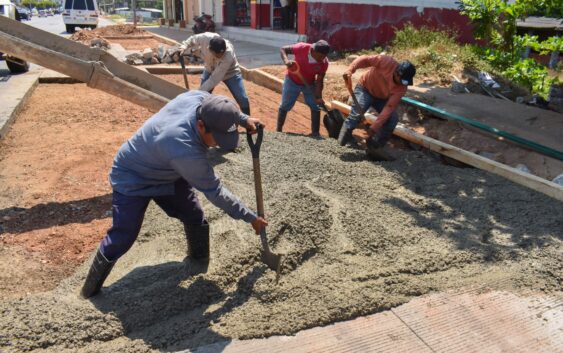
[337,123,353,146]
[184,221,210,274]
[81,249,115,298]
[276,109,288,132]
[310,110,321,137]
[366,137,395,161]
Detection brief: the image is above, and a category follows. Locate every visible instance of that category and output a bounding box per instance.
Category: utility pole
[132,0,137,27]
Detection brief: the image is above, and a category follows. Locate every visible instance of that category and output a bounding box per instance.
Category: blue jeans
[202,70,250,114]
[100,179,204,261]
[344,85,399,148]
[279,76,320,112]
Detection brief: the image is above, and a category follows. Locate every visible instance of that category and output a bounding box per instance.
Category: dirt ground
[159,74,328,136]
[110,38,169,51]
[69,24,169,51]
[0,81,561,352]
[69,24,147,42]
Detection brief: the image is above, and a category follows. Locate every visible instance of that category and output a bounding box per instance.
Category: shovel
[343,73,367,123]
[292,68,344,138]
[246,124,283,279]
[179,55,190,90]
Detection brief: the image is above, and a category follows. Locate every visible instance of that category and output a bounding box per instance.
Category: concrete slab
[107,43,130,62]
[393,290,563,353]
[409,86,563,153]
[183,290,562,353]
[0,67,41,140]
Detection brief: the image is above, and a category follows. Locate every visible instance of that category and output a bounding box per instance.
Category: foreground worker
[81,92,267,298]
[277,40,330,136]
[179,33,251,115]
[338,55,416,151]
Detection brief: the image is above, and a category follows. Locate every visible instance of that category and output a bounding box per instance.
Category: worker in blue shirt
[81,91,268,298]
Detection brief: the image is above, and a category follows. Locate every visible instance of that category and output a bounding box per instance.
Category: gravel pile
[0,132,561,352]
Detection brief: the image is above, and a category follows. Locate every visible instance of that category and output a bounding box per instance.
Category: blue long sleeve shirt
[109,90,257,223]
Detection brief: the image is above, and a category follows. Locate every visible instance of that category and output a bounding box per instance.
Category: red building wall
[305,2,474,51]
[250,0,271,29]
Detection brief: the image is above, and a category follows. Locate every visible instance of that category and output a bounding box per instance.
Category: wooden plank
[246,68,283,94]
[144,66,204,75]
[330,100,563,202]
[243,67,308,104]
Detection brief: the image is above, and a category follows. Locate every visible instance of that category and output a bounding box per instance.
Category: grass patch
[340,24,495,85]
[390,24,494,84]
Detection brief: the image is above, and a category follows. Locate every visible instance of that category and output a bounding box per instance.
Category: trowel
[246,124,283,280]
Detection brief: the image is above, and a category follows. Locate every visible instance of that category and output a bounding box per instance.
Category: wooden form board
[242,68,563,201]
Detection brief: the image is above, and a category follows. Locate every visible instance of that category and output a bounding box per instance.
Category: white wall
[198,0,223,23]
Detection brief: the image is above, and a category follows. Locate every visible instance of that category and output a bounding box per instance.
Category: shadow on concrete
[92,261,265,352]
[0,194,112,235]
[337,147,562,259]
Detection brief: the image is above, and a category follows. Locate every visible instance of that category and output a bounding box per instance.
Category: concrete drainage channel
[0,68,562,352]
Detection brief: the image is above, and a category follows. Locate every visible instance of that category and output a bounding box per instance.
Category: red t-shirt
[286,42,329,85]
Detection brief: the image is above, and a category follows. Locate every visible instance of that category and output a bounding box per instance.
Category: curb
[0,70,41,141]
[149,31,182,46]
[38,76,82,84]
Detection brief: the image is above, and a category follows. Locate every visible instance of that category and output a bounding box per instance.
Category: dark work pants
[343,84,399,148]
[100,179,205,261]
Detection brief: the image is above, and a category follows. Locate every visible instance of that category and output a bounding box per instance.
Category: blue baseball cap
[200,95,244,150]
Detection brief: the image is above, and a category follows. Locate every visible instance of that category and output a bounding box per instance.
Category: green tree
[21,0,38,9]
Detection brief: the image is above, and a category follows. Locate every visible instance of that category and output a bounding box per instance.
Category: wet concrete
[0,132,561,352]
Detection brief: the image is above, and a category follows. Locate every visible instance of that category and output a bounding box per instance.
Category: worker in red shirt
[277,40,330,137]
[339,55,416,150]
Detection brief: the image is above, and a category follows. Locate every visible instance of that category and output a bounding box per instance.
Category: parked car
[16,6,31,20]
[38,9,47,17]
[0,0,30,73]
[62,0,99,33]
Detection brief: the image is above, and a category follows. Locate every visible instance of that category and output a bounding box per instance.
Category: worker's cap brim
[211,130,239,151]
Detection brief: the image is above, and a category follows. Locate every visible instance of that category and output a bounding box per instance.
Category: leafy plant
[503,59,557,97]
[389,24,493,84]
[458,0,561,98]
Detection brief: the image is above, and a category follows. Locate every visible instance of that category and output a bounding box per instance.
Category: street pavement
[0,15,113,77]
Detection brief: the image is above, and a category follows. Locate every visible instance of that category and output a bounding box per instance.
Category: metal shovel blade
[259,228,283,280]
[261,250,282,275]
